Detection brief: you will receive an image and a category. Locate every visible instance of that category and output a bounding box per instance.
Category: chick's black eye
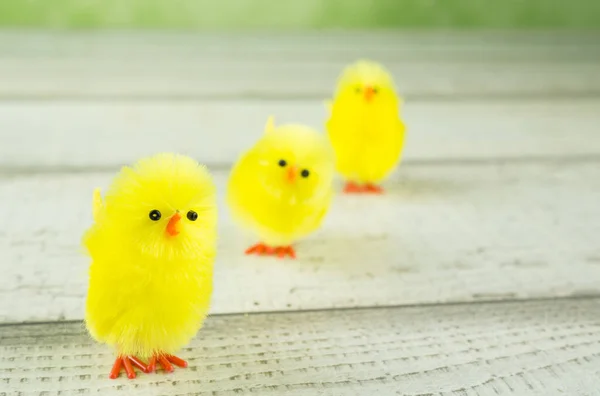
[187,210,198,221]
[278,159,287,167]
[301,169,310,178]
[149,209,161,221]
[355,87,361,93]
[373,87,379,93]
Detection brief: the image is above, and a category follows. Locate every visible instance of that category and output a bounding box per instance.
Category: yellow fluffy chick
[83,153,217,380]
[326,59,406,194]
[227,117,334,259]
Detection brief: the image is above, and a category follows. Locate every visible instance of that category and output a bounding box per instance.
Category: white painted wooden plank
[3,31,599,56]
[1,160,599,324]
[1,298,600,395]
[2,99,600,169]
[0,31,598,98]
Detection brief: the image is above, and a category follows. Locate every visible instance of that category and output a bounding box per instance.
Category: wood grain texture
[2,99,600,169]
[0,31,599,99]
[2,160,600,324]
[1,298,600,395]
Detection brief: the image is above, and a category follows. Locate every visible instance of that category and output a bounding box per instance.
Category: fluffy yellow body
[327,98,405,184]
[85,247,214,359]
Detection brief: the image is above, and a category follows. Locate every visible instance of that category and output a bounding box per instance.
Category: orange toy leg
[109,356,148,379]
[275,246,296,259]
[245,243,296,259]
[147,354,188,374]
[364,184,384,194]
[343,181,364,194]
[245,243,271,255]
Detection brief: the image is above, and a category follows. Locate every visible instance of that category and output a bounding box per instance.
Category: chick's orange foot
[109,355,148,379]
[245,243,296,259]
[365,184,384,194]
[343,181,363,193]
[343,182,383,194]
[147,354,188,374]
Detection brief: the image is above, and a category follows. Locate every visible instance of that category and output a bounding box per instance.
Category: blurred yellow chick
[326,59,406,194]
[84,153,217,379]
[227,116,334,259]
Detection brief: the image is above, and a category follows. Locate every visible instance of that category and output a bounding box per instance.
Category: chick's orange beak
[286,165,297,184]
[166,212,181,237]
[364,86,375,102]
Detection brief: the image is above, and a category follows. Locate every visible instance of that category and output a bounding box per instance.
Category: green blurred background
[0,0,599,29]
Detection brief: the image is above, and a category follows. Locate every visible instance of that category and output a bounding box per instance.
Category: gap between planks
[2,153,600,178]
[2,293,598,329]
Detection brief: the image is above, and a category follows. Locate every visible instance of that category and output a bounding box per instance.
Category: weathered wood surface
[0,31,599,99]
[2,99,600,170]
[2,30,600,395]
[2,159,599,324]
[2,298,600,396]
